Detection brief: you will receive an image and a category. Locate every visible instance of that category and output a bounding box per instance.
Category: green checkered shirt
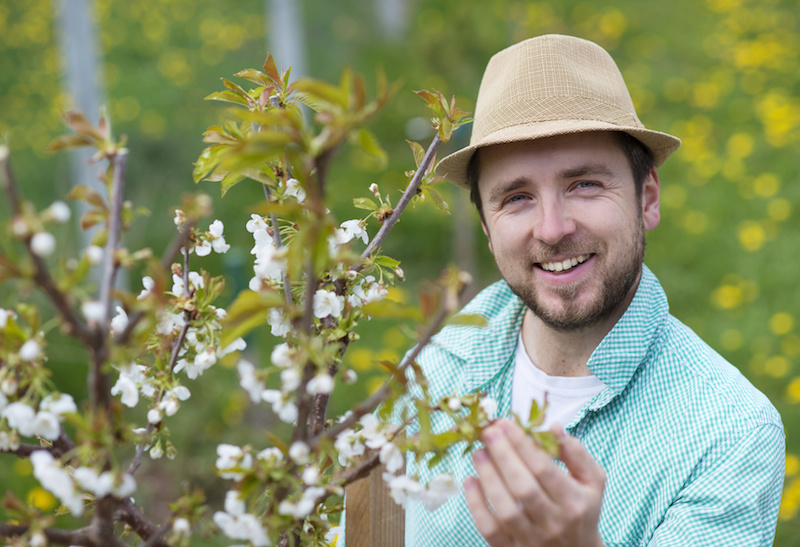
[403,265,785,546]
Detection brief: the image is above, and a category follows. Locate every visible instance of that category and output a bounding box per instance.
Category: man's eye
[507,194,527,203]
[576,181,599,189]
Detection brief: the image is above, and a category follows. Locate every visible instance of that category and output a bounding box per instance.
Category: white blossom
[2,401,36,436]
[147,408,162,424]
[246,213,267,233]
[208,220,231,253]
[302,466,320,485]
[213,491,269,547]
[479,397,498,420]
[30,232,56,257]
[194,240,212,257]
[31,451,83,516]
[172,271,204,297]
[216,444,253,480]
[360,414,395,450]
[0,430,19,451]
[288,441,310,464]
[1,377,16,395]
[82,300,105,323]
[338,219,369,244]
[334,428,365,465]
[172,517,191,536]
[447,397,462,411]
[280,368,301,391]
[111,364,150,408]
[270,343,293,368]
[0,391,6,411]
[267,308,291,337]
[285,178,306,203]
[256,447,284,464]
[85,245,104,265]
[219,337,246,357]
[149,443,164,459]
[238,360,265,403]
[137,276,155,300]
[47,201,71,223]
[379,442,404,474]
[32,411,61,440]
[73,467,133,498]
[313,289,344,319]
[0,308,12,328]
[278,487,325,520]
[40,393,77,416]
[420,474,459,511]
[157,311,186,336]
[19,339,42,362]
[382,473,423,508]
[110,306,129,337]
[173,209,187,227]
[307,373,334,395]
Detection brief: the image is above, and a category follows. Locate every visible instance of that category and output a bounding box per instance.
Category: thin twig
[0,524,97,546]
[308,302,450,450]
[361,135,442,260]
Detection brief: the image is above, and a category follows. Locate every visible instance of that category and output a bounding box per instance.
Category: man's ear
[641,168,660,231]
[481,220,493,254]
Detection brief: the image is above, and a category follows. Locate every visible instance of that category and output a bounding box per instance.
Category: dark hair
[466,131,655,223]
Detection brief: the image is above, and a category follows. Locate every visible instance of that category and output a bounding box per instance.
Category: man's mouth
[537,254,591,273]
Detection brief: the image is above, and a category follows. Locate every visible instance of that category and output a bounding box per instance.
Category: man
[403,34,785,546]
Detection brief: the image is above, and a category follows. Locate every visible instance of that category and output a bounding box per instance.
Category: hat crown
[472,34,643,145]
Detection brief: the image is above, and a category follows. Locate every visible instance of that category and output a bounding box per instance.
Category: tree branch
[361,135,442,260]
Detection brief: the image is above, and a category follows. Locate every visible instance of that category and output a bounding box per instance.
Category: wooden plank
[345,463,405,546]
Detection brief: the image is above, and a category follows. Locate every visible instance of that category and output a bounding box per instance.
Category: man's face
[477,132,660,331]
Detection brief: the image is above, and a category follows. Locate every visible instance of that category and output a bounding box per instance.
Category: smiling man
[401,35,785,546]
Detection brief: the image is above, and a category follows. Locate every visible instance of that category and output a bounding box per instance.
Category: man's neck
[519,287,637,377]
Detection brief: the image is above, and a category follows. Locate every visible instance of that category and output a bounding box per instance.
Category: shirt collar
[439,265,669,396]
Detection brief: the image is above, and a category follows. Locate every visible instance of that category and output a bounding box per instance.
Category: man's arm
[464,419,606,547]
[647,423,785,547]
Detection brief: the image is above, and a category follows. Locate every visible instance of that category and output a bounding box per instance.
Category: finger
[464,476,513,547]
[472,448,539,536]
[483,421,564,511]
[552,423,606,490]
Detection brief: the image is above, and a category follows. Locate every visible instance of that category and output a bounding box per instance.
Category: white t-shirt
[511,334,607,430]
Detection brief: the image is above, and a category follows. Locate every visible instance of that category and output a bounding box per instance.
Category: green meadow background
[1,0,798,544]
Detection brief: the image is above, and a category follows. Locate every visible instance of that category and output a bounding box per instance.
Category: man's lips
[536,254,592,273]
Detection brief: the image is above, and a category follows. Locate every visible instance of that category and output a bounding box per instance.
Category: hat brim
[435,120,681,189]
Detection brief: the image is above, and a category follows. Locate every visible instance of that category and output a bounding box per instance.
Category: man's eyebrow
[558,163,616,180]
[486,178,529,205]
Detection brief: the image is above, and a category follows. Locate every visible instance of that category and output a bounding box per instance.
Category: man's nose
[534,198,576,245]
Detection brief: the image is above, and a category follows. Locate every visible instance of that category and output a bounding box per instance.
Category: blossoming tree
[0,57,553,546]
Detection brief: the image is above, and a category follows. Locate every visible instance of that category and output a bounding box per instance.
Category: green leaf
[406,140,426,167]
[353,197,377,211]
[234,68,272,88]
[432,431,461,449]
[447,313,488,328]
[219,171,246,197]
[439,117,454,142]
[222,78,255,106]
[291,79,347,109]
[263,54,282,89]
[373,255,400,269]
[354,129,387,168]
[221,290,285,348]
[414,89,439,106]
[68,185,107,210]
[426,187,450,214]
[46,134,93,153]
[204,90,250,107]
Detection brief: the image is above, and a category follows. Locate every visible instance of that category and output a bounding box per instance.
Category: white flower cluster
[247,214,286,292]
[283,177,306,203]
[382,472,459,512]
[327,219,369,256]
[334,414,401,471]
[0,393,76,441]
[236,343,307,423]
[277,485,326,520]
[346,275,388,309]
[195,219,231,256]
[213,491,270,547]
[31,450,137,517]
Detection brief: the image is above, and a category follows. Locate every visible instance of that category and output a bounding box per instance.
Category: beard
[501,224,645,332]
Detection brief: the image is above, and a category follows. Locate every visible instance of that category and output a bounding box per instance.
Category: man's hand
[463,419,606,547]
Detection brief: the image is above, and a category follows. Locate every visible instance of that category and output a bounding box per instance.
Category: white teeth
[539,254,590,273]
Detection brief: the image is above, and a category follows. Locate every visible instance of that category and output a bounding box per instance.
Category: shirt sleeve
[648,423,785,546]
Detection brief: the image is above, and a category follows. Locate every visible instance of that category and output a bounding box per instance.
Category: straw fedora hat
[435,34,681,188]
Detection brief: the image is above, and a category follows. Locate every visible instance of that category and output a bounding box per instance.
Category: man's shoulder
[413,279,524,393]
[651,314,782,428]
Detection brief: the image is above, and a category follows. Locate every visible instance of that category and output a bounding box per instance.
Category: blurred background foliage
[1,0,798,544]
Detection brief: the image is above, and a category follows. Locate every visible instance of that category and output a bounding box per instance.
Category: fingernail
[551,422,566,441]
[473,449,489,463]
[464,477,476,490]
[483,428,500,444]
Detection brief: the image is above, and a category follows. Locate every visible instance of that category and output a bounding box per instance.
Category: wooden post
[345,463,405,547]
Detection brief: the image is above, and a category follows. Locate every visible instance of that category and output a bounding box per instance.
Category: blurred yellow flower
[770,313,795,336]
[711,284,744,309]
[753,173,780,197]
[737,220,766,251]
[767,198,791,222]
[785,377,800,404]
[27,487,56,512]
[764,356,790,378]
